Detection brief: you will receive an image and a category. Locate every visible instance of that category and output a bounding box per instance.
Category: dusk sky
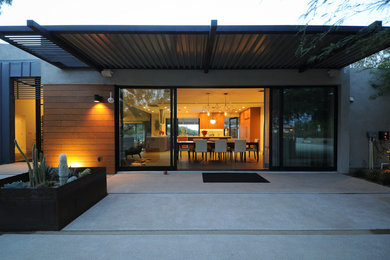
[0,0,388,26]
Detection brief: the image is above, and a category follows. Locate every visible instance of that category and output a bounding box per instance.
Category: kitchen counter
[187,136,232,140]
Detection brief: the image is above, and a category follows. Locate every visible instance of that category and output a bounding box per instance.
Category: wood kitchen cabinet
[239,107,260,142]
[199,113,224,129]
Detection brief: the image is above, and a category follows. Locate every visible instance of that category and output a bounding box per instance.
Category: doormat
[202,172,270,183]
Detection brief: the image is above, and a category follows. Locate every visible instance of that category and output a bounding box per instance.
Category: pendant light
[206,93,210,116]
[224,93,228,116]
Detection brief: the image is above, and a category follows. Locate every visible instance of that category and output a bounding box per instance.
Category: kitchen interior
[119,87,266,169]
[177,88,265,169]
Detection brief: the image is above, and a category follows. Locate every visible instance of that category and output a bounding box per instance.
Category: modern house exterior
[1,20,389,174]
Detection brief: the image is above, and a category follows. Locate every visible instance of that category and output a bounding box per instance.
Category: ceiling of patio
[1,20,389,72]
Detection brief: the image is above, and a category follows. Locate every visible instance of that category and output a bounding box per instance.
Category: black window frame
[269,85,338,171]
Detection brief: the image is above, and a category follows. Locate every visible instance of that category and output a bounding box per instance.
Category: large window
[178,118,199,136]
[119,88,172,168]
[271,86,336,169]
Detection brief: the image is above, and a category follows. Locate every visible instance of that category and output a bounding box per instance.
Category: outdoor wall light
[107,91,114,103]
[94,94,104,103]
[101,69,113,78]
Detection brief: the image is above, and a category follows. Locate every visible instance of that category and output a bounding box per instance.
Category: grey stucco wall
[42,61,344,86]
[0,44,40,164]
[349,69,390,169]
[41,61,351,173]
[0,44,38,60]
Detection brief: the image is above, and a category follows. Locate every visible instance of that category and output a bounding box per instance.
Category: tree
[301,0,390,98]
[0,0,12,14]
[351,48,390,99]
[302,0,390,25]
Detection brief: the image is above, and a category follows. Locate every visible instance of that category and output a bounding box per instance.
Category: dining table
[177,141,259,162]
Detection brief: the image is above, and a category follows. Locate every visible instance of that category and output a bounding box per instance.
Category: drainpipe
[367,132,376,169]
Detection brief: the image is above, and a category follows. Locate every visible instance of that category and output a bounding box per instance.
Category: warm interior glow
[210,118,216,124]
[69,162,82,168]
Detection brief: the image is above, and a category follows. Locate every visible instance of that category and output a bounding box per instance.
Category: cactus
[79,168,91,178]
[14,140,48,187]
[58,153,69,185]
[2,181,27,189]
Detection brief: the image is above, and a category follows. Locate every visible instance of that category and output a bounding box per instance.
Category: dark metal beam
[203,20,218,73]
[298,21,383,72]
[27,20,103,71]
[26,24,386,34]
[0,35,67,69]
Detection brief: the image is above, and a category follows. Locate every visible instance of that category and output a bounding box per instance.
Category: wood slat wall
[43,84,115,173]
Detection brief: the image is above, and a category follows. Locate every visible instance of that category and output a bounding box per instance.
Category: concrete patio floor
[0,162,28,180]
[1,170,390,259]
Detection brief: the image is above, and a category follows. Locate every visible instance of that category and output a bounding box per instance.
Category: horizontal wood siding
[43,85,115,173]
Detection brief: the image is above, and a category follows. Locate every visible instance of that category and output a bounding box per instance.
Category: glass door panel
[119,88,172,168]
[282,87,335,168]
[270,86,336,169]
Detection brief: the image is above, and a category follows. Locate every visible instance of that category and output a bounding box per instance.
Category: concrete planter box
[0,167,107,231]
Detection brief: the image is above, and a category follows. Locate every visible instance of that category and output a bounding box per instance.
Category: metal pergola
[1,20,389,73]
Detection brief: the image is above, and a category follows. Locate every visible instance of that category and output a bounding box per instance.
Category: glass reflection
[119,88,171,167]
[282,87,335,168]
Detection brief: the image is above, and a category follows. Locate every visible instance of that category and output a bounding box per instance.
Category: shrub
[366,169,382,182]
[351,168,367,178]
[378,170,390,185]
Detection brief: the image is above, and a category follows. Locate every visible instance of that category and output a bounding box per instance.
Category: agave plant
[14,140,48,187]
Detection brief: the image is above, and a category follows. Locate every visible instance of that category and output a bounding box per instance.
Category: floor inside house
[122,150,265,170]
[177,151,264,170]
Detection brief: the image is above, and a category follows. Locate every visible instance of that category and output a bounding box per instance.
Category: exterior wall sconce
[94,94,104,103]
[101,69,113,77]
[107,91,114,103]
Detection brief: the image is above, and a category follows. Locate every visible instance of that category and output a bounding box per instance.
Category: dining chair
[246,139,259,160]
[194,140,208,161]
[214,140,227,160]
[178,137,190,159]
[233,139,247,162]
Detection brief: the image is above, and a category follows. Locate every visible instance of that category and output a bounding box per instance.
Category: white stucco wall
[349,68,390,169]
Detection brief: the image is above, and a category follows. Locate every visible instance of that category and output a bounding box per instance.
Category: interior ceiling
[122,88,265,118]
[177,88,264,118]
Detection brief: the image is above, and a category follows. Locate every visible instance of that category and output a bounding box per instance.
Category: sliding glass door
[271,86,337,170]
[118,88,173,169]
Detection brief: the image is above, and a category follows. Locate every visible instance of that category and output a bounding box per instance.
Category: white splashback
[200,129,224,137]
